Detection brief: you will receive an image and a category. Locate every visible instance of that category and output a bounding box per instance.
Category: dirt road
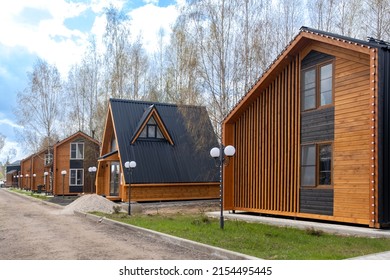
[0,189,220,260]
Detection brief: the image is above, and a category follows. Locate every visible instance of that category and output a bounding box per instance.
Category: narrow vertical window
[320,64,333,106]
[301,145,316,187]
[302,68,316,111]
[319,144,332,185]
[301,61,333,111]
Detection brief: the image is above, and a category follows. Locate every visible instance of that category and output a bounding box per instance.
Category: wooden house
[96,99,219,202]
[5,160,20,188]
[19,131,100,195]
[52,131,100,195]
[20,148,53,192]
[222,27,390,228]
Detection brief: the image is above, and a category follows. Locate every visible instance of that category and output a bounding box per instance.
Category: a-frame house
[96,99,219,202]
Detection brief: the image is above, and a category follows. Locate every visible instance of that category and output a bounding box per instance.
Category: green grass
[90,211,390,260]
[9,188,50,201]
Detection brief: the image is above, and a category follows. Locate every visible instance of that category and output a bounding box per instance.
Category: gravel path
[0,189,221,260]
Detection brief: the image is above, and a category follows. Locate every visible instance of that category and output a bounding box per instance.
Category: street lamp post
[33,174,36,192]
[44,172,48,193]
[124,161,137,215]
[20,175,23,189]
[88,166,97,193]
[61,170,67,198]
[210,145,236,229]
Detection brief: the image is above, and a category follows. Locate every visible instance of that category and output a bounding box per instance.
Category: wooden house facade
[5,160,20,188]
[19,131,100,195]
[96,99,219,202]
[52,131,100,195]
[20,148,53,192]
[223,27,390,228]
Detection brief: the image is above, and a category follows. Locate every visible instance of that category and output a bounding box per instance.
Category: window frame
[301,60,334,112]
[300,142,333,189]
[69,168,84,186]
[70,142,84,160]
[139,117,165,140]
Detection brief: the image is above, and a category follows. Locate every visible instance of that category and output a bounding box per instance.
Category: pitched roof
[224,26,390,123]
[109,98,219,184]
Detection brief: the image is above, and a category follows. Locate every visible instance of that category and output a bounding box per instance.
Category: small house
[223,27,390,228]
[52,131,100,195]
[96,99,219,202]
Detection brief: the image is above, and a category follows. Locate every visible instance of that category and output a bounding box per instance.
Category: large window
[301,143,332,187]
[139,117,164,139]
[70,142,84,159]
[70,169,83,186]
[301,62,333,111]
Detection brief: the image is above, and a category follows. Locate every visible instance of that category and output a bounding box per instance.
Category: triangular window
[131,105,174,145]
[139,117,165,139]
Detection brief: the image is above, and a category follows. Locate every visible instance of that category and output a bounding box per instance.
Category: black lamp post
[88,166,97,193]
[61,170,67,198]
[33,174,36,191]
[124,161,137,215]
[210,145,236,229]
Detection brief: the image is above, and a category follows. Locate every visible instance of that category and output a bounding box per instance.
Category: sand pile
[60,194,121,215]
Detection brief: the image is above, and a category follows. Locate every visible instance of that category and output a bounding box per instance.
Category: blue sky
[0,0,180,163]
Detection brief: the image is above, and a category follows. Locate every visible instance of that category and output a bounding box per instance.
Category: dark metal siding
[70,160,83,169]
[299,188,334,215]
[301,50,334,69]
[300,51,335,216]
[301,107,334,144]
[377,46,390,225]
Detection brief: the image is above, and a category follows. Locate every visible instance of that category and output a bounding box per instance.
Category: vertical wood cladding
[233,56,300,213]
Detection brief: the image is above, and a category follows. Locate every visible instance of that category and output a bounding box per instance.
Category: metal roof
[109,99,219,184]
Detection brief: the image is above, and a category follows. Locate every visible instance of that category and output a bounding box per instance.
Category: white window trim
[70,142,84,160]
[69,168,84,186]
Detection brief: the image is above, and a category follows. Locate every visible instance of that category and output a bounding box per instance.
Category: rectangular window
[302,68,316,111]
[301,61,333,111]
[301,143,332,187]
[70,143,84,159]
[44,153,53,165]
[320,64,333,106]
[301,145,316,187]
[70,169,83,186]
[319,144,332,185]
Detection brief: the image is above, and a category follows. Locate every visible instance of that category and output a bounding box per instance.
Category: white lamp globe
[210,147,220,158]
[224,145,236,157]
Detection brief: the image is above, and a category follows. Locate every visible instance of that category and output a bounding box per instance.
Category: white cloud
[0,119,23,130]
[0,0,90,76]
[128,3,179,53]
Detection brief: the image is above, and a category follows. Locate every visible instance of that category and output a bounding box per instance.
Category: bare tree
[307,0,338,32]
[103,5,132,99]
[364,0,390,40]
[15,58,63,153]
[164,17,201,105]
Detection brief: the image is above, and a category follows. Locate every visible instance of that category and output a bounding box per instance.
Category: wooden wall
[332,52,371,224]
[225,56,301,214]
[123,183,220,202]
[224,39,374,225]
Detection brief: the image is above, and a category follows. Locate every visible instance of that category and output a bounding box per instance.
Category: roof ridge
[109,98,206,109]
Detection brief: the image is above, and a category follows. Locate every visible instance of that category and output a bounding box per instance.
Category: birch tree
[15,58,63,153]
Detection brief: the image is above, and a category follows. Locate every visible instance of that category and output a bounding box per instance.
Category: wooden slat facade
[225,56,301,214]
[223,28,383,227]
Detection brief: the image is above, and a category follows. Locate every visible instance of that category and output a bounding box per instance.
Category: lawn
[91,211,390,260]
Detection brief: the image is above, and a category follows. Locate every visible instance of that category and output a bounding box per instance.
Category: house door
[110,162,120,196]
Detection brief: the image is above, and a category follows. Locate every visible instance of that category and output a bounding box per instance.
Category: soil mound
[60,194,120,215]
